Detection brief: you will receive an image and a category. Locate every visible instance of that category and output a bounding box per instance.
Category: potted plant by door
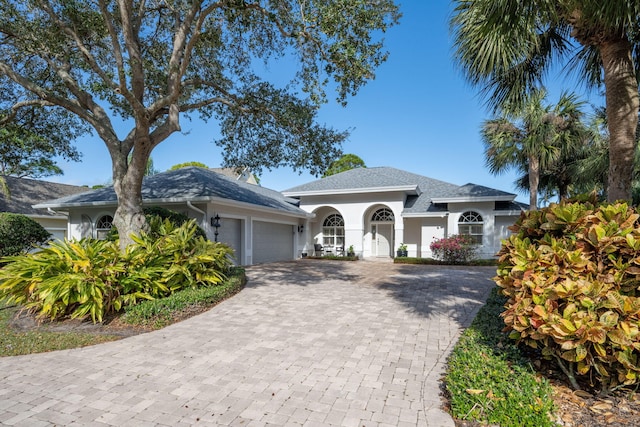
[347,245,355,257]
[396,243,408,257]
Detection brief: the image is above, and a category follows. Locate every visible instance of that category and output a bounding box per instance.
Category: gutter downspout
[186,201,206,216]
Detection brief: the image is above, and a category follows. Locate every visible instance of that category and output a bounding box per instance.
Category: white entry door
[372,224,393,257]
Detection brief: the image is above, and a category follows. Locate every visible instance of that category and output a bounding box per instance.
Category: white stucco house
[34,167,312,265]
[34,166,526,264]
[284,167,527,259]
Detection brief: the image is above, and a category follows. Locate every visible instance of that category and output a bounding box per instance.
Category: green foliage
[496,201,640,391]
[446,288,556,426]
[430,235,478,264]
[169,161,209,171]
[305,255,359,261]
[322,153,366,177]
[0,213,51,257]
[122,267,245,329]
[0,220,234,323]
[393,257,497,266]
[0,105,86,179]
[108,206,206,240]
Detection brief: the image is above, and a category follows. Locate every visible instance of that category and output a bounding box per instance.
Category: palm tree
[451,1,640,202]
[482,89,586,209]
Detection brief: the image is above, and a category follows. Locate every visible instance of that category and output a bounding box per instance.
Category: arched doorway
[370,207,394,257]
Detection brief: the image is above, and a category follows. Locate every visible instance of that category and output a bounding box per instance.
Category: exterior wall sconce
[211,214,221,242]
[297,225,304,233]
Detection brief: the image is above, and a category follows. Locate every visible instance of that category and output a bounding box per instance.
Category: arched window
[371,208,394,222]
[458,211,483,244]
[323,214,344,250]
[96,215,114,240]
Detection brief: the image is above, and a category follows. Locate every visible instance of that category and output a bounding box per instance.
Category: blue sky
[51,2,603,202]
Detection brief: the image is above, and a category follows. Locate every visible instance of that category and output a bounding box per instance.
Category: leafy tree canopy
[0,0,401,248]
[322,153,366,177]
[0,105,85,178]
[169,162,209,171]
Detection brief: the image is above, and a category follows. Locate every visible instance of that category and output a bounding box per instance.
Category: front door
[372,224,393,257]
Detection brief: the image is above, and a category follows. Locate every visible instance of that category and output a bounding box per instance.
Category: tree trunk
[111,146,149,251]
[600,37,639,203]
[529,155,540,210]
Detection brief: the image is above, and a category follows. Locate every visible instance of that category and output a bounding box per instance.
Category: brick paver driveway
[0,260,495,427]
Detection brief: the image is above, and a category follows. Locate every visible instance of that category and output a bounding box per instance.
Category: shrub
[430,234,477,264]
[108,206,206,240]
[495,201,640,392]
[0,213,51,257]
[0,219,234,323]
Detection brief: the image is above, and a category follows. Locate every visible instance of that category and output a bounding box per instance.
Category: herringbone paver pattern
[0,261,494,426]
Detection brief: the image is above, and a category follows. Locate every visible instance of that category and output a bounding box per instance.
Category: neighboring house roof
[0,175,88,217]
[283,166,526,216]
[35,167,309,218]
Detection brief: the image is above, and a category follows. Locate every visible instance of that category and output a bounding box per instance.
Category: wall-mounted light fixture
[297,225,304,233]
[211,214,221,242]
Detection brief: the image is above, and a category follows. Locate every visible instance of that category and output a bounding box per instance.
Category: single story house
[34,167,312,265]
[35,166,526,264]
[284,167,527,259]
[0,175,89,240]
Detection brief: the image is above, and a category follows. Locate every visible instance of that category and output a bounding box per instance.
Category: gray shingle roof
[0,176,88,216]
[35,167,308,217]
[283,166,523,215]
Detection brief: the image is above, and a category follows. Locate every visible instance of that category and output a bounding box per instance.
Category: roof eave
[283,185,420,197]
[35,196,313,219]
[431,195,515,203]
[402,212,449,218]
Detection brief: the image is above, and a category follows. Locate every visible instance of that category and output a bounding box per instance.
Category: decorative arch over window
[96,214,114,240]
[371,208,394,222]
[322,213,344,250]
[458,211,483,244]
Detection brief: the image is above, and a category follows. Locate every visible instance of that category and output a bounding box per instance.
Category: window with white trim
[371,208,394,222]
[96,215,114,240]
[322,214,344,249]
[458,211,483,244]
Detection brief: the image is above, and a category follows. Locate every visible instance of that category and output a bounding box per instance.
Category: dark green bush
[496,201,640,392]
[0,213,51,257]
[0,219,234,323]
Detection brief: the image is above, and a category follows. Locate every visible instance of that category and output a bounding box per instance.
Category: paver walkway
[0,260,495,427]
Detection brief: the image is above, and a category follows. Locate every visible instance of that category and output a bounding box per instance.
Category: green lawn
[445,287,557,426]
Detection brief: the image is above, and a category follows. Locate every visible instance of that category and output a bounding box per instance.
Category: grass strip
[394,257,497,266]
[0,305,119,357]
[445,287,556,426]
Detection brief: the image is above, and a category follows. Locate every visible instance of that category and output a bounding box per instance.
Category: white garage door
[217,218,242,262]
[253,221,293,264]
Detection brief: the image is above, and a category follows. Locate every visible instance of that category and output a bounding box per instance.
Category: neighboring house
[0,175,88,240]
[34,167,311,265]
[283,167,527,259]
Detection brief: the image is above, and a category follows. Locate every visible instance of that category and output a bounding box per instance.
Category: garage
[217,217,242,263]
[252,221,294,264]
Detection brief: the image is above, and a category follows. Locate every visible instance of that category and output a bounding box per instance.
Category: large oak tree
[0,0,400,247]
[451,1,640,202]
